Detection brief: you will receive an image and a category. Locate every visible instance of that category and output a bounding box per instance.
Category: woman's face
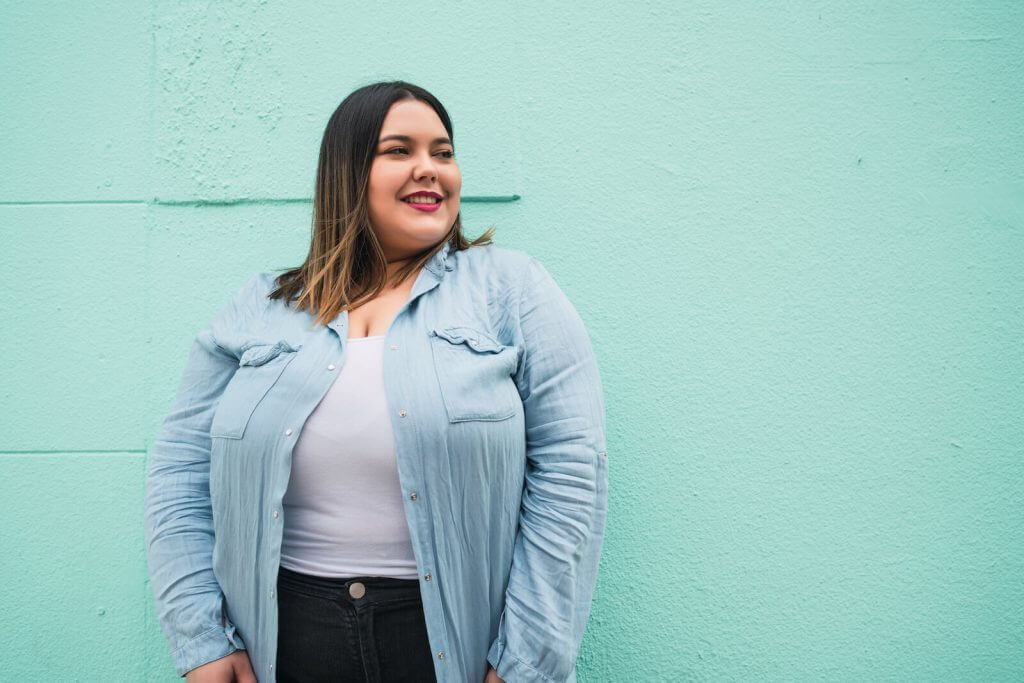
[367,99,462,262]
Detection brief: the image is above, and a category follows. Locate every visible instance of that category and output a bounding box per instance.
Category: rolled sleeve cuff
[171,625,244,678]
[487,638,577,683]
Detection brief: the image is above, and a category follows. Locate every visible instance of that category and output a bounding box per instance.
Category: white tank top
[279,335,418,579]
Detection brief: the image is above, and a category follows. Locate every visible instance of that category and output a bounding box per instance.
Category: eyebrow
[378,134,453,146]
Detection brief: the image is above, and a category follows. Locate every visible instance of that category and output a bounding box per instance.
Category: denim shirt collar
[424,238,454,278]
[324,238,453,336]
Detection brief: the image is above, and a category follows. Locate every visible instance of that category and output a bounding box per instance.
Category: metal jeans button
[349,581,366,599]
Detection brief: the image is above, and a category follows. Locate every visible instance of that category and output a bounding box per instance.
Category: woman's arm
[486,256,610,683]
[144,275,261,676]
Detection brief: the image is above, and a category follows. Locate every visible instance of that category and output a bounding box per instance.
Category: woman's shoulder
[450,243,538,282]
[222,271,279,319]
[456,243,565,294]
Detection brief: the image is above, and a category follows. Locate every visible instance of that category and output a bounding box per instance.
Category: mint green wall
[2,2,1021,680]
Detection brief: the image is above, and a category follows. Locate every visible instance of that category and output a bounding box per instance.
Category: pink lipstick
[403,200,442,212]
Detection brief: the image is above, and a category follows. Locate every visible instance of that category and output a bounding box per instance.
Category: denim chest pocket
[429,326,520,423]
[210,340,302,439]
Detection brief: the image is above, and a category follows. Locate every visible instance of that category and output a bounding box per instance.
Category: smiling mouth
[402,198,443,212]
[401,196,443,204]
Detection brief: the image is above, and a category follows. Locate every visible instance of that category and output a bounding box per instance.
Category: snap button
[410,491,418,501]
[349,582,366,599]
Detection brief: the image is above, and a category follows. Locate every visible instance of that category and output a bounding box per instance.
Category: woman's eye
[383,147,454,158]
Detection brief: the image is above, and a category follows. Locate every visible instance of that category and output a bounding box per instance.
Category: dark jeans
[275,565,437,682]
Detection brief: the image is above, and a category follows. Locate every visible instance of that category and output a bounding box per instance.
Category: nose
[413,151,438,182]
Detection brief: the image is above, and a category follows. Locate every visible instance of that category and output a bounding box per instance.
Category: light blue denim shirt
[144,240,608,682]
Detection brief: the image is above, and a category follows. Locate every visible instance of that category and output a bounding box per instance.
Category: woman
[144,80,608,683]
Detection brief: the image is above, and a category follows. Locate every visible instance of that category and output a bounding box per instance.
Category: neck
[384,256,422,286]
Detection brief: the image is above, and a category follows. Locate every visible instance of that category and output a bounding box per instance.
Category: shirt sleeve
[486,256,610,683]
[143,274,264,677]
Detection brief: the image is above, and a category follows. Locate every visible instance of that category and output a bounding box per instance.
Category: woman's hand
[484,663,506,683]
[185,650,257,683]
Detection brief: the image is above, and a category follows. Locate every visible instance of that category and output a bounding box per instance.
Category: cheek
[368,168,399,203]
[446,169,462,192]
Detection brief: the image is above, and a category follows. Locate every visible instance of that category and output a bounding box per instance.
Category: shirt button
[272,509,279,518]
[284,428,293,436]
[438,651,445,660]
[269,664,273,672]
[327,363,336,371]
[424,572,431,581]
[409,491,418,501]
[269,589,275,599]
[399,410,407,417]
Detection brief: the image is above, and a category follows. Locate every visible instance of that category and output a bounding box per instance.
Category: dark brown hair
[268,80,494,327]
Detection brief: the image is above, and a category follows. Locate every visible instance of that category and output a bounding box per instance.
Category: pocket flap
[238,340,302,367]
[430,326,504,353]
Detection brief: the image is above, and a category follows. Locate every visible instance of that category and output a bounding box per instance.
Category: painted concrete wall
[2,1,1021,680]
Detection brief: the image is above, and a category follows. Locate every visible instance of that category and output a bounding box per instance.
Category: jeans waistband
[277,564,422,603]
